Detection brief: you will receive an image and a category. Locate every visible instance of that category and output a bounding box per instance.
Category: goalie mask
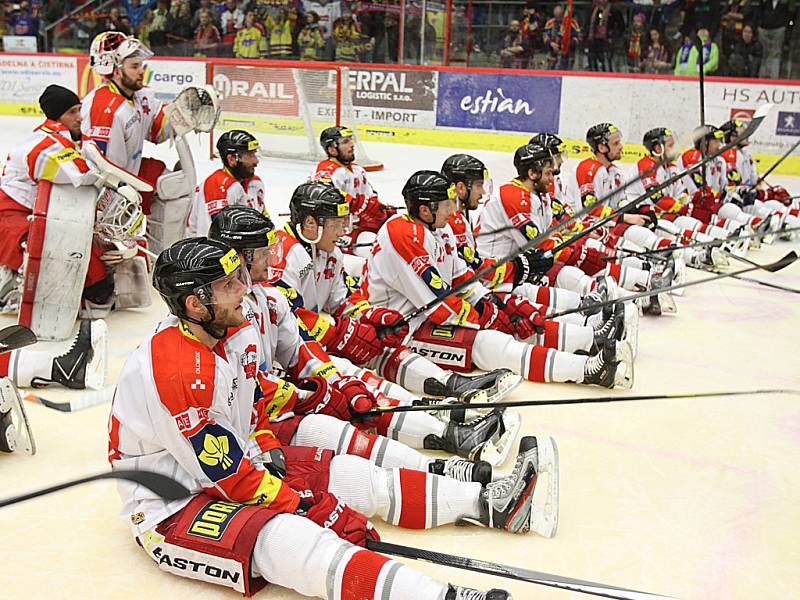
[289,181,352,245]
[153,237,251,339]
[208,205,282,282]
[95,185,146,259]
[89,31,153,77]
[441,154,491,210]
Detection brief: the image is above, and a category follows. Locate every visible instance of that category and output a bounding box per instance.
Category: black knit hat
[38,85,81,120]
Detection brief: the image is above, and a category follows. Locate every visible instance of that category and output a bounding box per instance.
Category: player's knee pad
[622,224,658,249]
[407,323,476,373]
[471,329,523,372]
[293,413,351,451]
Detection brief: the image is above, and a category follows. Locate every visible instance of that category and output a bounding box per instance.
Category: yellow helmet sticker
[337,202,350,217]
[247,139,259,151]
[266,229,279,247]
[608,125,619,133]
[219,248,241,275]
[339,127,354,137]
[447,184,457,201]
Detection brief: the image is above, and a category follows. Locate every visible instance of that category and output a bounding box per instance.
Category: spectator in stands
[384,9,399,63]
[303,0,341,41]
[121,0,157,30]
[264,6,295,58]
[9,1,39,37]
[625,11,647,72]
[633,0,681,32]
[332,7,365,61]
[148,0,169,46]
[137,8,155,46]
[194,8,221,55]
[679,0,721,37]
[586,0,623,72]
[521,5,543,61]
[170,1,194,41]
[642,26,672,74]
[102,6,132,35]
[233,8,266,58]
[674,27,719,76]
[727,23,764,77]
[356,0,386,63]
[499,19,528,69]
[753,0,794,78]
[220,0,244,44]
[297,10,325,60]
[193,0,216,29]
[543,3,581,70]
[720,1,751,58]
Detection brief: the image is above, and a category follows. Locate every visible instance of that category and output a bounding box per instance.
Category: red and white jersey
[625,155,684,206]
[268,224,354,316]
[81,80,171,175]
[109,317,300,537]
[721,146,758,189]
[186,167,267,237]
[0,119,94,210]
[568,157,625,210]
[738,146,758,186]
[677,149,726,196]
[362,214,489,335]
[314,159,377,213]
[477,179,552,259]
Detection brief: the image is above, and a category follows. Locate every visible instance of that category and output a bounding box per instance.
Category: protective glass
[193,250,252,306]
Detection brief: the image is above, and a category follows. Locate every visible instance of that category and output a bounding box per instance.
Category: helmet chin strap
[182,306,228,340]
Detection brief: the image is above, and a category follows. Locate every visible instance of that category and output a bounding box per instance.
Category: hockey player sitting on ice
[441,153,636,359]
[208,205,515,471]
[185,130,266,238]
[364,170,634,389]
[82,31,220,253]
[109,236,555,600]
[719,118,799,239]
[270,180,522,407]
[313,126,396,260]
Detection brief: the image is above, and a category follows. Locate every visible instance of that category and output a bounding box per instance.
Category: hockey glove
[333,376,377,415]
[252,447,287,479]
[295,377,351,420]
[300,491,380,547]
[503,295,546,340]
[475,296,514,334]
[359,306,409,347]
[767,186,789,203]
[321,315,383,365]
[739,188,758,207]
[512,248,554,286]
[351,196,395,233]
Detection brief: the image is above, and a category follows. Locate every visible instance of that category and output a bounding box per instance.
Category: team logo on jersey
[323,256,336,280]
[410,255,430,275]
[189,423,243,481]
[240,344,258,379]
[420,266,447,295]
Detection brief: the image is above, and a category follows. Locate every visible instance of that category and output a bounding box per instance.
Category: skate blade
[614,341,635,390]
[622,303,639,360]
[710,247,729,268]
[530,436,559,538]
[0,378,35,455]
[85,319,108,391]
[479,411,521,467]
[657,292,678,315]
[671,258,686,296]
[486,371,523,404]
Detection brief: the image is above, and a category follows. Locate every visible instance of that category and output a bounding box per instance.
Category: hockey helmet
[719,119,746,143]
[320,126,354,152]
[586,123,620,153]
[208,205,281,273]
[441,154,488,185]
[643,127,673,155]
[216,130,259,161]
[402,170,455,226]
[89,31,153,77]
[693,124,724,150]
[513,142,553,179]
[529,133,567,157]
[289,181,350,226]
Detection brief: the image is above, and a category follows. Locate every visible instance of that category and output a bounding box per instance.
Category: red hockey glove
[295,377,351,420]
[351,196,395,233]
[359,306,409,347]
[767,186,789,203]
[475,296,514,334]
[300,491,380,547]
[322,316,383,365]
[333,375,377,415]
[503,295,546,340]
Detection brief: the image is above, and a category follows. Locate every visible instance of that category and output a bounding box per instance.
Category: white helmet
[89,31,154,77]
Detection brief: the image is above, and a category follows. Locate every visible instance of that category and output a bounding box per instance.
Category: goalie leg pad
[407,322,476,373]
[0,377,35,455]
[148,196,192,255]
[20,182,95,341]
[114,256,153,309]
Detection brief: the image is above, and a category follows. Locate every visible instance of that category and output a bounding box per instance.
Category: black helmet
[441,154,487,185]
[529,133,567,156]
[586,123,620,153]
[693,124,724,150]
[153,237,242,337]
[719,119,746,143]
[289,181,350,227]
[216,130,258,161]
[208,205,277,249]
[402,170,454,228]
[643,127,672,154]
[320,126,354,153]
[513,142,553,179]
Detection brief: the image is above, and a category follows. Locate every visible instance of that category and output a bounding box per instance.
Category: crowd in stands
[0,0,796,79]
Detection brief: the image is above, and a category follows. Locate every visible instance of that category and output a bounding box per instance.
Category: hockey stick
[0,470,191,509]
[341,224,523,249]
[365,388,797,416]
[751,138,800,189]
[367,540,675,600]
[23,386,114,413]
[688,262,800,294]
[0,325,37,354]
[385,105,772,332]
[548,250,797,319]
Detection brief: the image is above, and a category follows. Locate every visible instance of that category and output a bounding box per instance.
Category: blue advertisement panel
[436,71,561,133]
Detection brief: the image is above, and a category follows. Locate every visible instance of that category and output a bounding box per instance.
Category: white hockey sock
[328,455,482,528]
[554,265,594,295]
[386,410,446,452]
[531,321,592,353]
[332,355,420,402]
[372,346,450,393]
[252,514,449,599]
[603,263,649,290]
[292,414,434,471]
[514,282,582,311]
[9,348,53,387]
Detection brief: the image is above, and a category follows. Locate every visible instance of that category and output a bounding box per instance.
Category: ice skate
[529,435,559,538]
[640,262,677,316]
[583,340,634,390]
[446,585,512,600]
[414,389,488,422]
[31,320,108,390]
[429,456,493,485]
[424,407,520,467]
[0,377,35,455]
[592,302,638,359]
[424,368,521,404]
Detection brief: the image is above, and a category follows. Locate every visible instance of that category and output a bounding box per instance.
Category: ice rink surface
[1,116,799,599]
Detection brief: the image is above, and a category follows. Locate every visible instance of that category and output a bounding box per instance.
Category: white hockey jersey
[81,80,172,175]
[186,167,267,237]
[677,149,726,196]
[108,317,300,537]
[567,157,626,211]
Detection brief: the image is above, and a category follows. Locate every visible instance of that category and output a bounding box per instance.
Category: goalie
[81,31,220,253]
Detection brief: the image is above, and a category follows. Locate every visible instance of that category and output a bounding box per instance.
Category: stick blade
[765,250,798,272]
[105,470,192,502]
[0,325,37,354]
[752,102,773,121]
